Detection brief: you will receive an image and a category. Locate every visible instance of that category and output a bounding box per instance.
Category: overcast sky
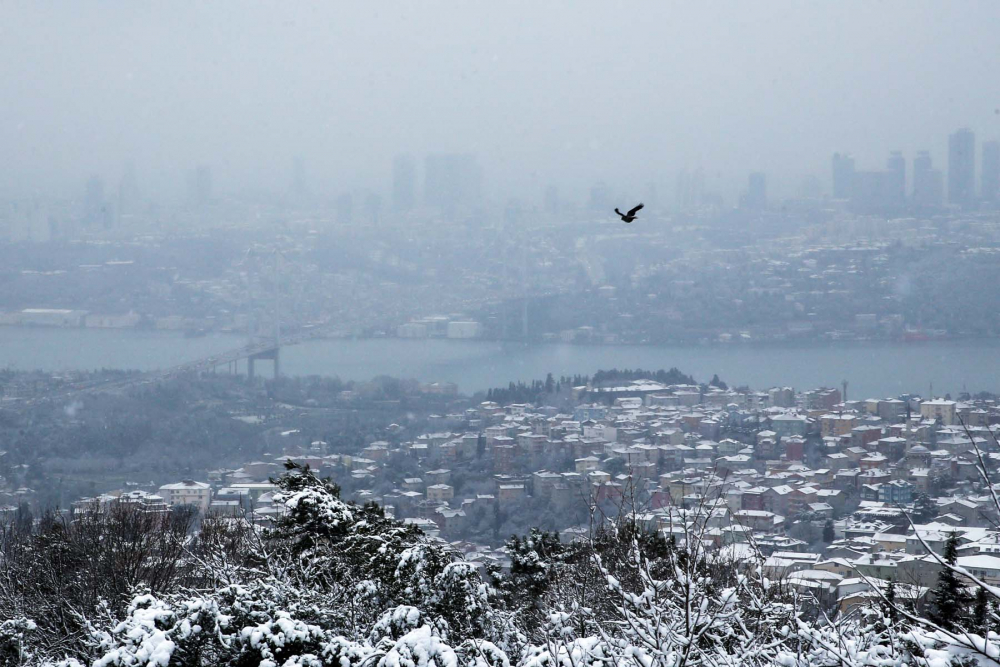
[2,1,999,203]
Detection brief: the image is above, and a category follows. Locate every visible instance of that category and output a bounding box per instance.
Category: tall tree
[928,531,971,632]
[913,493,937,523]
[822,519,835,543]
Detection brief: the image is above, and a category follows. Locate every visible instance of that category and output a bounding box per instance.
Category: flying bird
[615,203,644,223]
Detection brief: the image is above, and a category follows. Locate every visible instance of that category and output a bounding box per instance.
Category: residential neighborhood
[24,371,999,618]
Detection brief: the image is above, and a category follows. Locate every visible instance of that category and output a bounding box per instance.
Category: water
[2,327,999,399]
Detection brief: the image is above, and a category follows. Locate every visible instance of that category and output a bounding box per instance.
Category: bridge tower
[243,244,284,380]
[248,347,279,379]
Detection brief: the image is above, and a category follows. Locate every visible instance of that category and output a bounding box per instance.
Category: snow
[378,626,458,667]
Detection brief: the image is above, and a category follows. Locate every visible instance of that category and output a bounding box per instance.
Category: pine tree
[913,493,937,523]
[972,587,989,635]
[883,579,899,623]
[928,531,972,632]
[822,519,835,543]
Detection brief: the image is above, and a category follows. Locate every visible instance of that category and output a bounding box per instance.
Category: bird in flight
[614,203,644,223]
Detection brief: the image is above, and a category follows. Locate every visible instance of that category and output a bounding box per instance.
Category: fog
[10,5,1000,656]
[2,1,999,202]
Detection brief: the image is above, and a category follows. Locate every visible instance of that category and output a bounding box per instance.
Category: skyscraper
[392,155,416,212]
[913,151,944,208]
[588,181,612,212]
[948,128,975,207]
[84,175,110,227]
[832,153,855,199]
[982,140,1000,203]
[885,151,905,207]
[742,172,767,210]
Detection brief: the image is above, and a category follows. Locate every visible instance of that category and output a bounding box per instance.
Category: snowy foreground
[2,463,999,667]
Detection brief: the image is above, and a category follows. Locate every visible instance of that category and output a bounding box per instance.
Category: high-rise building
[982,140,1000,203]
[742,172,767,210]
[885,151,905,207]
[948,128,975,207]
[832,153,855,199]
[392,155,416,212]
[424,154,482,210]
[84,175,111,228]
[913,151,944,208]
[588,181,612,212]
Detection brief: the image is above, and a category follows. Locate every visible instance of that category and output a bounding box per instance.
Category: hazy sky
[2,1,999,203]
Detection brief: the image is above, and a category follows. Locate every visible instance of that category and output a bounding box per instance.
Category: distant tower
[842,380,848,404]
[84,175,109,228]
[948,128,976,207]
[588,181,612,212]
[982,140,1000,203]
[886,151,905,207]
[832,153,855,199]
[913,150,944,208]
[392,155,416,212]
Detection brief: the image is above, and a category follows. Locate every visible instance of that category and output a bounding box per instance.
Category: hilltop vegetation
[1,462,999,666]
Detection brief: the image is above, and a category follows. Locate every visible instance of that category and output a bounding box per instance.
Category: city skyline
[13,123,1000,222]
[3,2,1000,204]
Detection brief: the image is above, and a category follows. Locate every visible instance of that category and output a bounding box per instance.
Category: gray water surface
[1,327,997,399]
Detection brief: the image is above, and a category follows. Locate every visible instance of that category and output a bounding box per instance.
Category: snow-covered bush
[17,462,1000,667]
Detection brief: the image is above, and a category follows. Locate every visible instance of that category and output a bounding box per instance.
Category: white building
[157,480,212,512]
